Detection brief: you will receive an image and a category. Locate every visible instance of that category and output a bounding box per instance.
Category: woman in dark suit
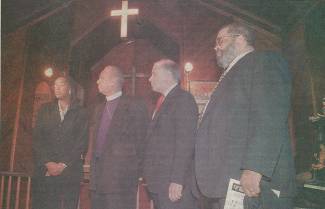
[32,76,88,209]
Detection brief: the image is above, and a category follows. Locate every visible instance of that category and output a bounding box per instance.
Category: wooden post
[0,176,4,209]
[124,67,149,96]
[9,52,26,172]
[14,177,21,209]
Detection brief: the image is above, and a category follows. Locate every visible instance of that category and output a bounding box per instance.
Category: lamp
[184,62,193,91]
[44,67,53,78]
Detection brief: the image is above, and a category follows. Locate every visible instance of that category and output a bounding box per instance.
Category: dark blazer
[144,85,198,193]
[195,51,296,198]
[33,101,89,182]
[89,95,148,193]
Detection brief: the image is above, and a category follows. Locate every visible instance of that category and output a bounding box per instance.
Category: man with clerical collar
[194,22,296,209]
[143,59,199,209]
[89,65,149,209]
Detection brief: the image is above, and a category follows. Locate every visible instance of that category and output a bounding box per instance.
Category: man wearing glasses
[194,22,296,209]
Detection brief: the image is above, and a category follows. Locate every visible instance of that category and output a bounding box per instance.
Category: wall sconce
[184,62,193,73]
[184,62,193,91]
[44,67,54,78]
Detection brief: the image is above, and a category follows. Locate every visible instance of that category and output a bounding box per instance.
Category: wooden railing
[0,171,31,209]
[0,170,154,209]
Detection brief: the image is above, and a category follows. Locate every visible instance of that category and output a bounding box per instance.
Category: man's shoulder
[176,86,195,99]
[169,87,197,107]
[253,50,285,61]
[169,85,189,96]
[240,50,286,69]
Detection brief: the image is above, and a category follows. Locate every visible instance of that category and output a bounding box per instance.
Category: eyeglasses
[214,34,240,49]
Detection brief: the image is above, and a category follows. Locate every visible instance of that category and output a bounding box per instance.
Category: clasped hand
[45,162,66,176]
[169,183,183,202]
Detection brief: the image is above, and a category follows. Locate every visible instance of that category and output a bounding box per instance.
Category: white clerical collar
[226,49,254,71]
[163,83,178,97]
[106,91,122,101]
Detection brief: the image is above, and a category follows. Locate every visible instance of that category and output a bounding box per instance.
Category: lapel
[91,101,105,145]
[199,87,219,125]
[107,96,129,137]
[199,55,246,125]
[199,51,255,125]
[148,85,179,136]
[94,101,106,131]
[50,102,63,125]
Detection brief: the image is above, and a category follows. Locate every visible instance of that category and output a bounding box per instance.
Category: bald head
[149,59,180,94]
[97,65,124,96]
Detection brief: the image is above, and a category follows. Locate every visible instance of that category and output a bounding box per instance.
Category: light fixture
[44,67,53,78]
[184,62,193,91]
[184,62,193,73]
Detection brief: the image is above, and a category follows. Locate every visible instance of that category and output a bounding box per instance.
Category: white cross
[110,1,139,38]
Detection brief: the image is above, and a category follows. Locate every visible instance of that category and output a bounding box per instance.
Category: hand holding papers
[224,179,280,209]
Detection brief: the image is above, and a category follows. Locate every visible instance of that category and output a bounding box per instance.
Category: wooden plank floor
[79,183,152,209]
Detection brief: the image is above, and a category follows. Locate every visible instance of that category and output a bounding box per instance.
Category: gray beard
[217,42,238,69]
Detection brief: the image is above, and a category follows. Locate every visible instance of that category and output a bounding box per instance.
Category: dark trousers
[32,176,80,209]
[243,181,293,209]
[244,196,293,209]
[201,197,225,209]
[90,190,137,209]
[149,186,197,209]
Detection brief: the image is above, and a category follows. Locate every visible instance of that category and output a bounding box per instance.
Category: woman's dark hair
[55,75,80,104]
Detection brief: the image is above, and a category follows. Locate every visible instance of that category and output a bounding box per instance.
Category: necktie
[155,95,165,111]
[152,95,165,119]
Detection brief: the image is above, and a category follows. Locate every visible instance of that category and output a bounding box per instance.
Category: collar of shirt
[106,91,122,101]
[225,49,254,71]
[58,102,69,121]
[162,83,178,97]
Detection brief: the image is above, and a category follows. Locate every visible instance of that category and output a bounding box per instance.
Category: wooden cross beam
[110,1,139,38]
[124,67,149,96]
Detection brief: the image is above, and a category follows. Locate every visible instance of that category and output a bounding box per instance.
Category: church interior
[1,0,325,208]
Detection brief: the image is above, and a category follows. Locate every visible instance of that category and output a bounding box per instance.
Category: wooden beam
[71,16,107,47]
[213,0,281,32]
[4,1,73,37]
[286,0,321,32]
[192,0,281,43]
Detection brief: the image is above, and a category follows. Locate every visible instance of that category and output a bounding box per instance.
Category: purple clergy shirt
[95,97,120,158]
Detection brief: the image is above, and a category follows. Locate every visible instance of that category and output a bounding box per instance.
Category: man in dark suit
[194,22,296,209]
[90,65,148,209]
[143,59,198,209]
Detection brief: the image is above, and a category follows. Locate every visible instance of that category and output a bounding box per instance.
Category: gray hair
[154,59,180,82]
[221,22,256,46]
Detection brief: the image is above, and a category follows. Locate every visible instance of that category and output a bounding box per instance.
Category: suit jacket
[144,85,198,192]
[89,95,148,193]
[195,51,296,198]
[33,100,88,183]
